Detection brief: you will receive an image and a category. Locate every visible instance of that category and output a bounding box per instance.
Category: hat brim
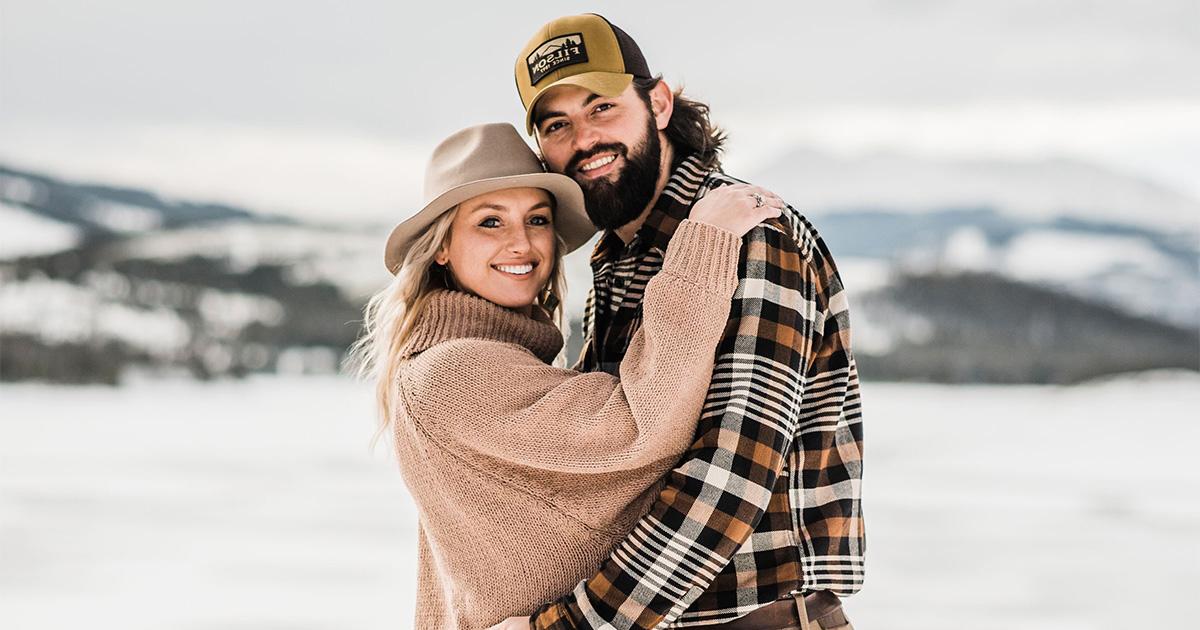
[523,71,634,135]
[384,172,593,274]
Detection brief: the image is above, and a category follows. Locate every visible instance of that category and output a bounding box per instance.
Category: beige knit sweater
[392,220,741,629]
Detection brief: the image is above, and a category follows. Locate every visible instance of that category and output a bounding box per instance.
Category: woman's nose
[505,226,531,253]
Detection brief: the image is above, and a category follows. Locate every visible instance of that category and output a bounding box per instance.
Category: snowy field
[2,372,1198,629]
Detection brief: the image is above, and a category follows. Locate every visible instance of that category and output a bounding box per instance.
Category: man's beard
[563,117,662,231]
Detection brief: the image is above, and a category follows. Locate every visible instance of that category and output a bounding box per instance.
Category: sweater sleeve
[403,220,740,474]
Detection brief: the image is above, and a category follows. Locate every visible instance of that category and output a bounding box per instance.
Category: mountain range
[1,152,1196,385]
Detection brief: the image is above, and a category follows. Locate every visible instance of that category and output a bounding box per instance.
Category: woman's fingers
[738,185,785,208]
[688,183,788,236]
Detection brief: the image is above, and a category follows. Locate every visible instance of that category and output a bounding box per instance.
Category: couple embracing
[351,13,865,630]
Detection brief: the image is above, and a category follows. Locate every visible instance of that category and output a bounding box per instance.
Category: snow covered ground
[1,372,1197,629]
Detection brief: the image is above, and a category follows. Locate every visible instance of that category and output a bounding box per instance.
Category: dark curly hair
[633,76,727,170]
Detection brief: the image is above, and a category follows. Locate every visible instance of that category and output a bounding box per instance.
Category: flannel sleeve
[531,219,818,629]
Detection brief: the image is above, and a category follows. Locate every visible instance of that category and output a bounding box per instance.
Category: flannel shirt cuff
[531,600,584,629]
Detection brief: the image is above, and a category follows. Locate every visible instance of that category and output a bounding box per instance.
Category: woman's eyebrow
[466,203,508,213]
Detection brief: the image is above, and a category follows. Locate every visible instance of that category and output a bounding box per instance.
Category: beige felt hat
[384,122,593,274]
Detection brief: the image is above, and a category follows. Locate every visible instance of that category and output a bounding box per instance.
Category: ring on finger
[752,192,765,208]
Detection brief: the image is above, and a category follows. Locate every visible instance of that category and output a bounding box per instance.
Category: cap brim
[384,172,594,274]
[524,71,634,135]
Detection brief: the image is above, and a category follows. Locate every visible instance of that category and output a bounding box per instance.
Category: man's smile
[576,153,620,179]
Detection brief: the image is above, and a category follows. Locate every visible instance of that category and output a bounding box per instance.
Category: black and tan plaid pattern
[531,154,865,629]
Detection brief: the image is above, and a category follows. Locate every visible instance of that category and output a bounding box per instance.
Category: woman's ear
[434,246,449,266]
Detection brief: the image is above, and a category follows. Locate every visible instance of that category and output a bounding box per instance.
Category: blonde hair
[345,202,568,451]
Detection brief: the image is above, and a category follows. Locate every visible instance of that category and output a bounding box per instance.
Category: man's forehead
[536,84,605,113]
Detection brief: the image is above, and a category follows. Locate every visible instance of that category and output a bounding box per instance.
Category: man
[496,14,865,630]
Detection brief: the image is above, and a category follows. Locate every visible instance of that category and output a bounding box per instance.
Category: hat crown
[382,122,595,275]
[424,123,545,203]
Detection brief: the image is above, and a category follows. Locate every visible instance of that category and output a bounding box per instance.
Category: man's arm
[531,219,820,629]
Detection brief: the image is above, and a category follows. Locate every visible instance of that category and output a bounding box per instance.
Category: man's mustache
[565,143,628,179]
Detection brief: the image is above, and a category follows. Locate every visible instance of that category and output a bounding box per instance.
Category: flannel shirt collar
[589,152,713,269]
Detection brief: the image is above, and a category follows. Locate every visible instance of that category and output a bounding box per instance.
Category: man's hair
[633,76,727,170]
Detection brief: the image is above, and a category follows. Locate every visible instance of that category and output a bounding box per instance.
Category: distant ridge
[0,163,291,237]
[1,161,1195,385]
[749,149,1200,235]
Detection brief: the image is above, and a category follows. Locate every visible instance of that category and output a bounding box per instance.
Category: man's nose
[572,121,600,153]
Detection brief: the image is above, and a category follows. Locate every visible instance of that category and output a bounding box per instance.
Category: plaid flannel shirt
[530,154,866,629]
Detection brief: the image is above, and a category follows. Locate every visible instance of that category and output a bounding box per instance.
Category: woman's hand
[485,616,530,630]
[688,183,784,237]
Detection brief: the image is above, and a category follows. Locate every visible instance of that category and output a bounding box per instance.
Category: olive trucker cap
[514,14,652,135]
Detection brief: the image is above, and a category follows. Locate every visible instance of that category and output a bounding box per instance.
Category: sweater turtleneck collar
[399,290,563,364]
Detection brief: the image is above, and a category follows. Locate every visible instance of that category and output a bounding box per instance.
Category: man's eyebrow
[534,93,604,129]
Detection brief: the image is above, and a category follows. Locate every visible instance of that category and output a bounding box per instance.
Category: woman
[349,122,782,629]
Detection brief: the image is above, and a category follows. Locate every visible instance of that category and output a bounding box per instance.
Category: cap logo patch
[527,33,589,85]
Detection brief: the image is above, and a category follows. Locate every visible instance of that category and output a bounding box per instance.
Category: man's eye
[594,102,615,114]
[544,120,566,134]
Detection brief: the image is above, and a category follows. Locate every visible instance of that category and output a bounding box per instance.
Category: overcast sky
[2,0,1197,222]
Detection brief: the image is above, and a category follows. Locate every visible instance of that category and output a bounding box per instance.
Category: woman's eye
[529,215,551,226]
[479,217,500,228]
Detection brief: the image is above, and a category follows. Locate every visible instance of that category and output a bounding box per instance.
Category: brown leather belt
[708,591,847,629]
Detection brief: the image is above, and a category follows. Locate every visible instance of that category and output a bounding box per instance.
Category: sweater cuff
[660,219,741,295]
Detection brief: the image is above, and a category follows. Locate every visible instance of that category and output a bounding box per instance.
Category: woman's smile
[492,261,538,277]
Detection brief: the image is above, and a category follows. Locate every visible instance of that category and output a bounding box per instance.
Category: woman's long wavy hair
[345,203,568,450]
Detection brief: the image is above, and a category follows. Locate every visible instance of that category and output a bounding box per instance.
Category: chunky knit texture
[391,220,741,629]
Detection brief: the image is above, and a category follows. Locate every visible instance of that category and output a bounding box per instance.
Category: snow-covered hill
[810,208,1198,328]
[0,165,264,239]
[0,201,82,258]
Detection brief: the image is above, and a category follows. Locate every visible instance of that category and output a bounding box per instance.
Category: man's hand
[485,616,530,630]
